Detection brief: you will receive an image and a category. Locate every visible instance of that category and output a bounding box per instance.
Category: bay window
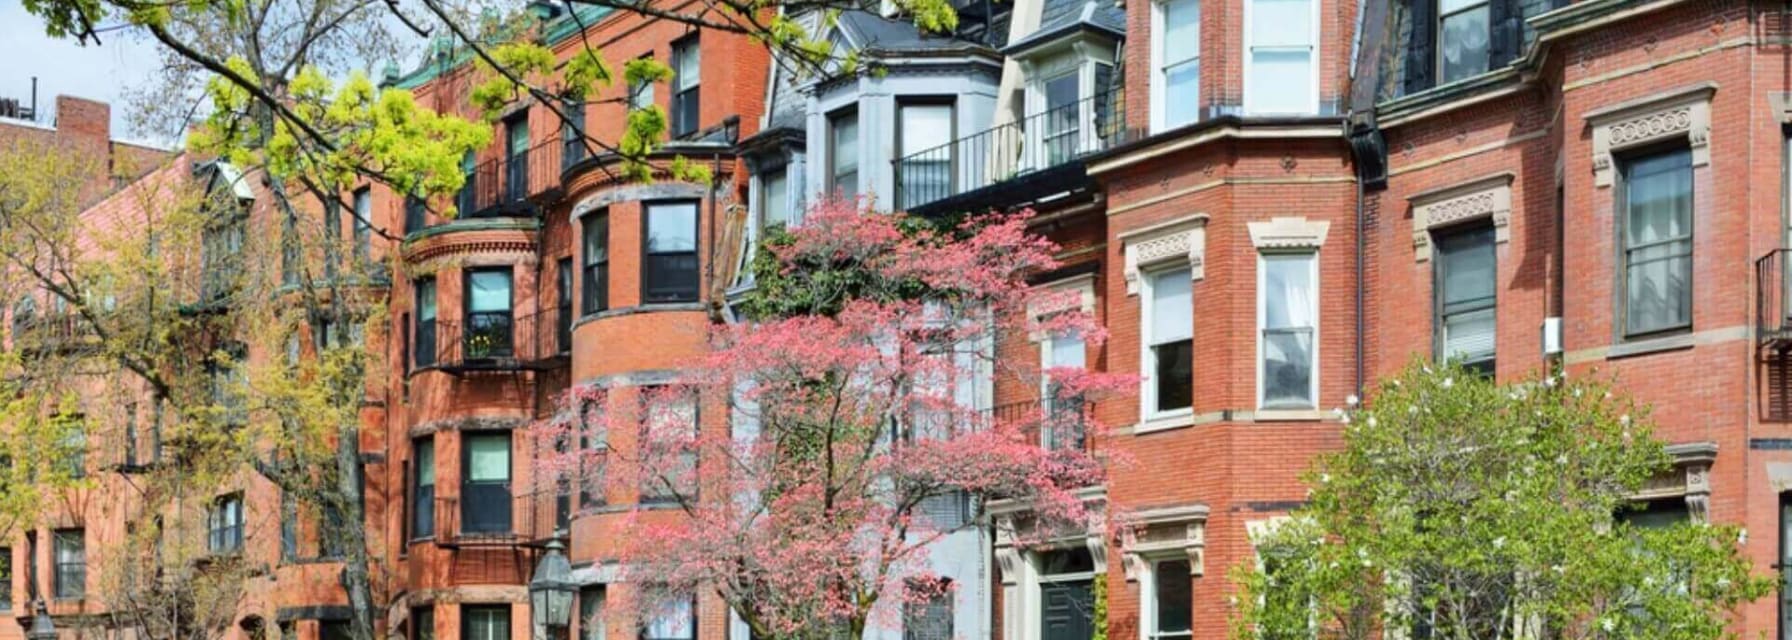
[643,595,695,640]
[829,109,859,197]
[505,115,529,203]
[464,268,514,359]
[1438,0,1490,84]
[415,278,437,367]
[207,493,244,554]
[412,436,435,539]
[1243,0,1316,115]
[671,36,700,138]
[564,98,587,168]
[462,605,510,640]
[760,169,791,229]
[896,101,954,210]
[643,201,700,303]
[53,528,83,600]
[1258,253,1317,410]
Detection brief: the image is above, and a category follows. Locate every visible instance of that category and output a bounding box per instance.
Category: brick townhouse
[15,0,1792,637]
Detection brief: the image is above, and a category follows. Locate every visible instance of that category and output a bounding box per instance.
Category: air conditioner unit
[1541,317,1563,356]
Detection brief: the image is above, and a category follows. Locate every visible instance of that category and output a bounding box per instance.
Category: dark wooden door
[1041,580,1094,640]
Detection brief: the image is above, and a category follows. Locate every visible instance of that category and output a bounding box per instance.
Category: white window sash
[1140,266,1194,421]
[1256,253,1318,410]
[1241,0,1318,116]
[1152,0,1201,133]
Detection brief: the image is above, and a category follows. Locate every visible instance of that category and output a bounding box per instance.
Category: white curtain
[1247,0,1313,114]
[1150,270,1193,345]
[1625,152,1693,334]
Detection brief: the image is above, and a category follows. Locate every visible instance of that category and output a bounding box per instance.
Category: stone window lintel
[1121,214,1209,295]
[1120,504,1210,580]
[1409,172,1514,262]
[1247,216,1331,251]
[1586,82,1715,188]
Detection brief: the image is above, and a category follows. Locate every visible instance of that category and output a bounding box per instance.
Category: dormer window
[1151,0,1201,132]
[1438,0,1490,84]
[1243,0,1317,115]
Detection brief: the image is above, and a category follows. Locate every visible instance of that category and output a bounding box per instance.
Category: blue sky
[0,3,168,146]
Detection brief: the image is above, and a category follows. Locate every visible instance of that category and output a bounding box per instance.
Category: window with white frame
[1037,276,1092,450]
[1148,559,1194,640]
[1244,0,1315,115]
[643,594,695,640]
[1154,0,1200,131]
[760,168,791,229]
[829,109,859,197]
[1258,253,1316,410]
[1143,268,1194,418]
[671,36,701,137]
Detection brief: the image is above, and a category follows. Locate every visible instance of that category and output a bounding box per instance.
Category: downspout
[1345,0,1392,397]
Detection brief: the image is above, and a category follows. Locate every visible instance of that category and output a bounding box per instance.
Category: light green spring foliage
[1231,361,1771,640]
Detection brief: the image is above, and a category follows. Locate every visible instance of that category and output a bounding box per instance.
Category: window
[415,278,438,367]
[1143,269,1194,417]
[405,194,428,235]
[558,257,574,352]
[1149,560,1193,640]
[462,432,513,534]
[1620,148,1693,337]
[208,493,245,554]
[642,595,695,640]
[282,213,300,286]
[210,343,249,426]
[896,101,954,210]
[583,210,610,315]
[412,437,435,539]
[322,621,352,640]
[465,268,514,359]
[0,546,11,612]
[580,404,609,509]
[902,579,953,640]
[1781,493,1792,640]
[564,98,587,169]
[629,54,656,111]
[640,388,698,503]
[1438,0,1490,84]
[1153,0,1201,131]
[1259,253,1317,409]
[760,169,791,230]
[828,109,859,197]
[1620,498,1691,529]
[458,151,478,215]
[353,187,372,263]
[505,115,530,203]
[463,605,511,640]
[1040,73,1082,166]
[60,417,85,479]
[53,528,83,600]
[643,202,700,303]
[671,36,701,137]
[579,586,606,640]
[320,495,351,559]
[1434,224,1495,374]
[413,607,435,640]
[1040,289,1088,450]
[1244,0,1315,115]
[202,196,247,300]
[281,492,299,560]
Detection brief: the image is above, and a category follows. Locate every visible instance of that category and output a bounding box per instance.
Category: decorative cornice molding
[1247,216,1331,251]
[1586,82,1715,187]
[1119,504,1210,580]
[1409,173,1514,262]
[1120,214,1209,294]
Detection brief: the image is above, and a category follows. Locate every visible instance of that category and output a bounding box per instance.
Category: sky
[0,3,172,147]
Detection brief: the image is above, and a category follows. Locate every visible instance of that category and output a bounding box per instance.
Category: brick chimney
[54,96,110,147]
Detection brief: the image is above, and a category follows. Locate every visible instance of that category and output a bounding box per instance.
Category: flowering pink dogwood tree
[533,198,1132,639]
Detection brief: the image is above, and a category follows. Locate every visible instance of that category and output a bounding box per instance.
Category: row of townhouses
[4,0,1791,637]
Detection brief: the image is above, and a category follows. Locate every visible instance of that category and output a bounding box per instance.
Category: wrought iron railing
[12,312,99,353]
[434,489,568,548]
[893,92,1130,211]
[455,140,565,218]
[985,397,1090,451]
[412,306,572,375]
[1759,249,1792,352]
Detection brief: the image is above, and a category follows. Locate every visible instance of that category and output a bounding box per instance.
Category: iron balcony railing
[893,92,1129,211]
[1759,249,1792,352]
[455,139,565,219]
[11,312,99,354]
[986,397,1090,452]
[433,488,568,548]
[412,306,572,375]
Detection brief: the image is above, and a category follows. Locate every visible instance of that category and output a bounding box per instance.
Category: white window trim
[1139,558,1196,640]
[1149,0,1200,133]
[1241,0,1320,116]
[1122,215,1207,432]
[1256,251,1319,411]
[1140,265,1195,427]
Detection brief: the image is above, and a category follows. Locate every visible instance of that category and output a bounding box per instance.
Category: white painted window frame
[1255,251,1319,411]
[1240,0,1320,116]
[1140,264,1195,425]
[1150,0,1200,133]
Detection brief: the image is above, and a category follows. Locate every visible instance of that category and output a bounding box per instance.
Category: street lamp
[529,539,575,635]
[25,600,56,640]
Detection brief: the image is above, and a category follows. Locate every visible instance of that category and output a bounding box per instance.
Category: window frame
[208,492,246,555]
[894,97,957,210]
[638,386,699,504]
[557,257,574,353]
[1435,0,1492,85]
[413,606,436,640]
[670,35,701,138]
[1151,0,1201,133]
[629,53,657,111]
[52,528,83,600]
[0,546,11,612]
[1143,558,1194,640]
[461,431,514,535]
[640,200,702,304]
[583,209,611,316]
[415,277,438,368]
[640,593,697,640]
[504,114,530,203]
[1432,222,1497,375]
[1240,0,1319,116]
[1256,251,1319,411]
[563,98,588,169]
[827,107,860,198]
[1140,266,1196,423]
[352,187,372,263]
[463,267,516,359]
[1615,144,1695,340]
[411,436,436,540]
[462,604,512,640]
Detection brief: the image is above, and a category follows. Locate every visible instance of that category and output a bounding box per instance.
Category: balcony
[893,92,1131,215]
[455,140,565,219]
[12,312,100,354]
[433,489,568,549]
[412,306,572,376]
[1760,249,1792,421]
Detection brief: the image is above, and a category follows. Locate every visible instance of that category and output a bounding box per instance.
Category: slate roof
[1002,0,1125,55]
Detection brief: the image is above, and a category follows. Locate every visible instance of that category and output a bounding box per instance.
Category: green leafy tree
[1232,361,1771,640]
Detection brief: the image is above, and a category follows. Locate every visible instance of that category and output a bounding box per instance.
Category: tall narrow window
[1621,148,1693,337]
[412,607,435,640]
[582,210,610,315]
[902,579,953,640]
[281,492,299,560]
[896,101,954,210]
[462,432,512,535]
[457,151,477,215]
[563,98,587,169]
[1259,253,1317,409]
[579,586,606,640]
[412,437,435,539]
[829,109,859,197]
[405,194,428,235]
[760,169,791,229]
[642,595,695,640]
[60,417,85,479]
[557,257,574,353]
[640,388,698,503]
[1244,0,1315,115]
[0,546,11,612]
[465,269,514,359]
[505,115,529,203]
[1144,269,1194,417]
[1154,0,1201,131]
[53,529,83,600]
[671,36,701,137]
[1438,0,1490,84]
[1781,492,1792,640]
[208,493,245,554]
[1041,73,1081,166]
[415,278,437,367]
[1149,560,1193,640]
[643,202,700,303]
[1435,224,1496,374]
[353,187,372,263]
[462,605,511,640]
[629,54,657,111]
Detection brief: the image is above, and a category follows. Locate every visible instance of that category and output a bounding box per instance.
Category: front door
[1041,580,1094,640]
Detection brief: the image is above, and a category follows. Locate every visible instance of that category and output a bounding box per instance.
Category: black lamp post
[529,540,575,639]
[25,601,56,640]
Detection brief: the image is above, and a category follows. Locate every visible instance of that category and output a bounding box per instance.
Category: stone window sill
[1607,332,1695,359]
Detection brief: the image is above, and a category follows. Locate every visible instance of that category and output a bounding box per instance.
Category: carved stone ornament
[1121,214,1209,295]
[1119,504,1209,581]
[1586,83,1715,188]
[1247,217,1331,251]
[1409,173,1514,262]
[1632,442,1717,524]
